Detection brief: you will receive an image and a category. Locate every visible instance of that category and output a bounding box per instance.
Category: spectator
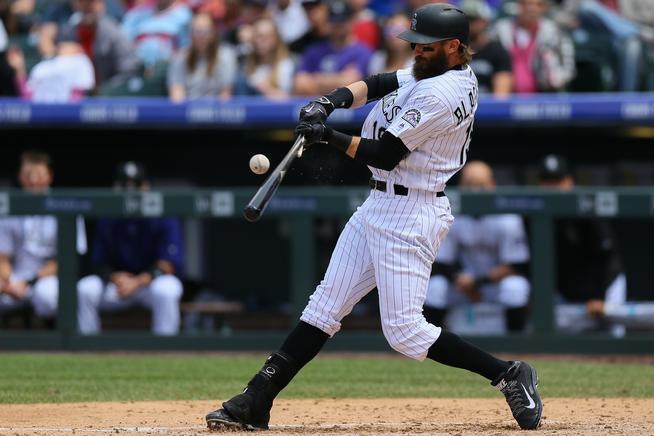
[294,0,372,96]
[270,0,310,47]
[0,151,58,322]
[288,0,330,54]
[537,154,626,336]
[167,12,236,101]
[57,0,139,87]
[423,161,531,332]
[222,0,269,61]
[367,11,413,75]
[461,0,512,95]
[234,18,294,98]
[122,0,192,67]
[27,41,95,102]
[493,0,575,93]
[347,0,379,50]
[77,161,184,336]
[0,19,18,95]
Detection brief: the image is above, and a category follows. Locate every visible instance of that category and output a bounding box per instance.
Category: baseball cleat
[492,361,543,430]
[206,407,268,431]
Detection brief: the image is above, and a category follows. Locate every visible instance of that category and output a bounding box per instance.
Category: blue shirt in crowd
[92,218,183,275]
[298,41,372,77]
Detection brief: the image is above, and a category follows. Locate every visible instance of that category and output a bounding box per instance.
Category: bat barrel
[243,135,305,223]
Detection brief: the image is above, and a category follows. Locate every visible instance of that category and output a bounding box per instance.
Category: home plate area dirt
[0,398,652,435]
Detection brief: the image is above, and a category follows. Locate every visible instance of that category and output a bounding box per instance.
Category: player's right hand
[298,98,331,124]
[294,121,326,145]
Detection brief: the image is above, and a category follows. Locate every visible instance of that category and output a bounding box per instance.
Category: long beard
[412,50,449,81]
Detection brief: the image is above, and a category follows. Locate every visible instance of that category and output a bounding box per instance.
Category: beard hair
[412,48,450,81]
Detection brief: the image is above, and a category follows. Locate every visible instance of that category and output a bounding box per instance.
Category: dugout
[0,95,653,352]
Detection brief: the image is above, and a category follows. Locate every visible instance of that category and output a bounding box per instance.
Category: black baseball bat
[244,135,306,222]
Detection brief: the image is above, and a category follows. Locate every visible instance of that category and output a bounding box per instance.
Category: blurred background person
[367,11,413,75]
[234,17,294,98]
[270,0,310,48]
[537,154,627,336]
[0,151,58,323]
[288,0,330,54]
[461,0,512,96]
[346,0,379,50]
[26,40,94,102]
[424,161,531,332]
[0,19,18,95]
[57,0,138,88]
[77,161,184,336]
[493,0,575,93]
[293,0,372,96]
[167,12,236,101]
[121,0,192,68]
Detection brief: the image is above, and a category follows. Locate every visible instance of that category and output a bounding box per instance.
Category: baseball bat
[244,135,306,222]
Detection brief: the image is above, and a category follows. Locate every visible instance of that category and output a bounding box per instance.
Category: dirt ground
[0,398,653,435]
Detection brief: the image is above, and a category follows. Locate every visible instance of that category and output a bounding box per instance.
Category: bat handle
[243,205,261,222]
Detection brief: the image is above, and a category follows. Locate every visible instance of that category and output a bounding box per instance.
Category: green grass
[0,353,652,404]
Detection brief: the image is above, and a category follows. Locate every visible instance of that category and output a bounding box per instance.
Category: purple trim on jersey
[298,41,373,76]
[92,218,183,275]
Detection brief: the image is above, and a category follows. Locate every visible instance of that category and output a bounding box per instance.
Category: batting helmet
[398,3,470,46]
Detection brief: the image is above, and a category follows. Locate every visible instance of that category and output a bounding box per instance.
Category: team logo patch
[401,109,421,127]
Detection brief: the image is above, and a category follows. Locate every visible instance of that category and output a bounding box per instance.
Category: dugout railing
[0,187,652,353]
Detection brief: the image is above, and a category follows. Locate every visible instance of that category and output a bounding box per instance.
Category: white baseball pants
[77,274,183,335]
[301,188,454,361]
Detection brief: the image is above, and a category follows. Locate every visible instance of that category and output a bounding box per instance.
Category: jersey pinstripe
[362,66,478,192]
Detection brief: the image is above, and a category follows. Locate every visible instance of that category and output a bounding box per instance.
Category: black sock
[280,321,330,366]
[427,330,511,381]
[246,321,329,401]
[505,306,528,332]
[423,306,448,327]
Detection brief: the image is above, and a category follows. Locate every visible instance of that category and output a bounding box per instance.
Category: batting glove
[294,121,329,145]
[298,96,333,124]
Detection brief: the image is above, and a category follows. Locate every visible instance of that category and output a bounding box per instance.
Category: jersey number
[372,120,386,140]
[460,122,473,165]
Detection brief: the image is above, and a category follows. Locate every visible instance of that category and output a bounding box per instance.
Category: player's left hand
[294,121,327,145]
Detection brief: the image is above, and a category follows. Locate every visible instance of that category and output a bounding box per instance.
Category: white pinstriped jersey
[361,66,478,192]
[437,214,530,276]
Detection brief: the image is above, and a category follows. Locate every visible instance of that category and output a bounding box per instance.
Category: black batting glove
[298,96,334,124]
[294,121,329,145]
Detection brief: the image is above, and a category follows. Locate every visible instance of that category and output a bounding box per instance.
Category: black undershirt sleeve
[363,72,400,102]
[325,128,409,171]
[432,262,457,281]
[509,262,530,277]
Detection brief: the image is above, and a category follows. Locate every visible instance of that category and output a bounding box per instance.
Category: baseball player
[424,161,531,332]
[76,162,184,335]
[538,154,626,336]
[207,4,542,431]
[0,151,58,320]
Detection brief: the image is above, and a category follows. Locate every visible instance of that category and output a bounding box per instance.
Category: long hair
[459,44,473,65]
[186,14,220,78]
[244,19,289,89]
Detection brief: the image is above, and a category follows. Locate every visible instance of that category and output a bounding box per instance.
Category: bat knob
[243,205,262,222]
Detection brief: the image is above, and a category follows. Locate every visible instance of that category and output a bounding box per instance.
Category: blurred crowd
[1,0,654,102]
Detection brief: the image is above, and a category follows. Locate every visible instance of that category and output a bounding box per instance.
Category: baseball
[249,154,270,175]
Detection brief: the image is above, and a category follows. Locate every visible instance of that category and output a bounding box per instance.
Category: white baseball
[249,154,270,175]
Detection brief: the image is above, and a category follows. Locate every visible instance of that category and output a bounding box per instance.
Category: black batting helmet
[398,3,470,46]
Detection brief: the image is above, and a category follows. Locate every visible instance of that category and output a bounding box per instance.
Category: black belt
[369,178,444,197]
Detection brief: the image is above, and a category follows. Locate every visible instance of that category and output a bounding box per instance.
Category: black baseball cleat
[206,389,271,431]
[492,361,543,430]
